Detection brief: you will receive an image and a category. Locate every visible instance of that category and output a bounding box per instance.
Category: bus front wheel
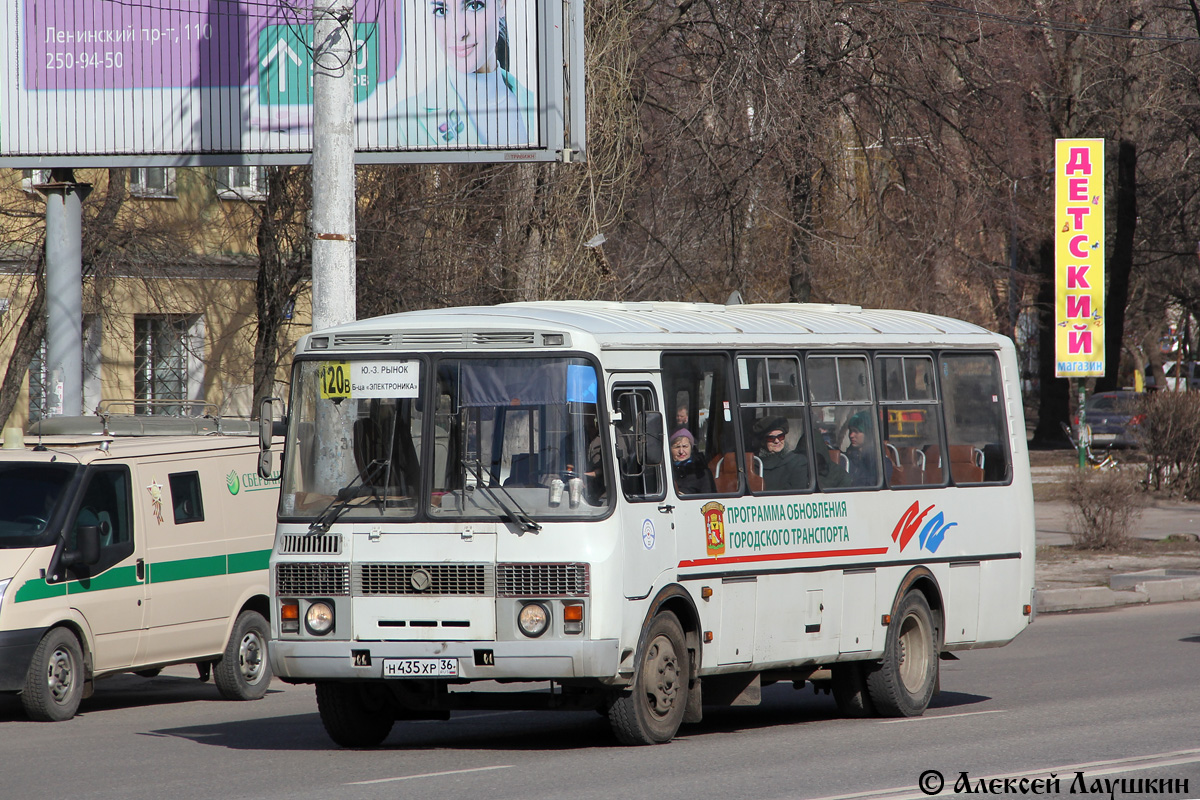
[867,590,938,717]
[316,682,395,748]
[608,611,689,745]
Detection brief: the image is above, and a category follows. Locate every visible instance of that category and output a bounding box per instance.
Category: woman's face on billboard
[430,0,505,75]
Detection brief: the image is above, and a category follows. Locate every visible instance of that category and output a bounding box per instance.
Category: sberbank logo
[227,470,241,496]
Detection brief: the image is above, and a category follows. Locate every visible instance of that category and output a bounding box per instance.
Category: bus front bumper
[270,637,621,682]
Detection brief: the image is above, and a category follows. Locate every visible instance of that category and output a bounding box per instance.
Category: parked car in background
[1083,390,1143,448]
[1144,361,1200,391]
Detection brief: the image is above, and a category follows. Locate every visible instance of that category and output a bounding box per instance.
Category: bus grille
[275,563,351,596]
[277,533,342,555]
[356,563,493,596]
[497,563,590,598]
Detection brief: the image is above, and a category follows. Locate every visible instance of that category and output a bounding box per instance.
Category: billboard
[0,0,580,166]
[1054,138,1105,378]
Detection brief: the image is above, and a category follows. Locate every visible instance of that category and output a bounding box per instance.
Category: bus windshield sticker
[320,361,420,400]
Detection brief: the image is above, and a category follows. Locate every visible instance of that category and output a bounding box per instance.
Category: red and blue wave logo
[891,501,958,554]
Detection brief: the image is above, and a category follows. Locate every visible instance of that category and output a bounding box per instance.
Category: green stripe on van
[228,549,271,574]
[148,555,226,584]
[13,549,270,603]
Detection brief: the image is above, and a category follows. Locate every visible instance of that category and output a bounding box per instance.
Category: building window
[134,315,204,415]
[129,167,177,198]
[218,166,268,201]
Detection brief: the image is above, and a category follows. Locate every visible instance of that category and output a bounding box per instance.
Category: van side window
[939,352,1011,484]
[67,467,133,576]
[169,471,205,524]
[875,354,945,487]
[662,353,735,495]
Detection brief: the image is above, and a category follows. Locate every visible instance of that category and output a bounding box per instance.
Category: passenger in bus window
[754,417,808,491]
[843,411,890,487]
[669,429,715,495]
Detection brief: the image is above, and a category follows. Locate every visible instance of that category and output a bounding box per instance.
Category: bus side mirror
[259,398,275,451]
[258,397,277,480]
[643,411,664,467]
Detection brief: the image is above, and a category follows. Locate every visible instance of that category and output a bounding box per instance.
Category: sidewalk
[1035,496,1200,613]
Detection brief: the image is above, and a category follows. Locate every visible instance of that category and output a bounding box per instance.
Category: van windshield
[0,463,78,548]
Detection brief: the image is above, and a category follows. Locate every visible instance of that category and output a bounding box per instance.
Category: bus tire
[608,611,689,745]
[316,682,395,747]
[831,662,876,718]
[21,627,85,721]
[214,610,272,701]
[866,591,938,717]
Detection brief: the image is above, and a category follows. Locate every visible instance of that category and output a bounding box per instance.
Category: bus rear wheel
[867,591,938,717]
[608,611,689,745]
[316,682,395,748]
[831,662,876,718]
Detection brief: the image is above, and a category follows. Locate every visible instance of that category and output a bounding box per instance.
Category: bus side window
[612,387,665,502]
[662,353,736,495]
[737,355,811,494]
[939,352,1011,484]
[875,354,944,487]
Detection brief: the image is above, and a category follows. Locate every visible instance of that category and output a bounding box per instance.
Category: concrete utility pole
[39,168,92,417]
[311,0,357,332]
[310,1,358,494]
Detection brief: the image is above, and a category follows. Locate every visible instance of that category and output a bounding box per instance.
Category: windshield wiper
[461,458,541,533]
[307,458,387,534]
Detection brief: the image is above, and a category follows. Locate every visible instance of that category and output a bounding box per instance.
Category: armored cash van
[0,415,279,720]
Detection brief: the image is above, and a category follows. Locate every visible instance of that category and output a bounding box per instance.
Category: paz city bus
[260,301,1035,746]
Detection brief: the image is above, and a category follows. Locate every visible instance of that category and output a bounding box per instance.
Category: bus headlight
[305,601,335,635]
[517,603,550,638]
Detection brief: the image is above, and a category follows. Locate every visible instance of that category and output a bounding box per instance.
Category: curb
[1037,576,1200,613]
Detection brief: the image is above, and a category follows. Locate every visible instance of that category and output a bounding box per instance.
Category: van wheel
[214,610,271,700]
[866,591,938,717]
[608,611,689,745]
[22,627,85,721]
[316,682,395,747]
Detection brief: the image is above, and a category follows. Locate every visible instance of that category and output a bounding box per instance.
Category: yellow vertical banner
[1055,138,1105,378]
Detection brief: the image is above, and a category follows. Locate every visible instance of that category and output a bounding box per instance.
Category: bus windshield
[0,463,79,548]
[430,357,609,520]
[280,356,610,522]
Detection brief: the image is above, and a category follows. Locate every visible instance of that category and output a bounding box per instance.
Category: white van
[0,415,279,720]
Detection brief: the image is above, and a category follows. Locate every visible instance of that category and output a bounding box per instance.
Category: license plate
[1092,433,1116,442]
[382,658,459,678]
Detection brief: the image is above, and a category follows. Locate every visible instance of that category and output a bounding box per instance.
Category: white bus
[262,301,1035,746]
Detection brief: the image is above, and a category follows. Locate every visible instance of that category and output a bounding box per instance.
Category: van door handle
[657,504,674,514]
[136,558,145,582]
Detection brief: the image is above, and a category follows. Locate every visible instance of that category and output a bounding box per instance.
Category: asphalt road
[3,602,1199,800]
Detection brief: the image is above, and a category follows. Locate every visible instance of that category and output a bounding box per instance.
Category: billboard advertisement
[1054,138,1105,379]
[0,0,577,166]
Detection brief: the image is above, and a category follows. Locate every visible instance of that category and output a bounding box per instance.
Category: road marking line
[348,765,514,785]
[878,709,1006,723]
[802,748,1200,800]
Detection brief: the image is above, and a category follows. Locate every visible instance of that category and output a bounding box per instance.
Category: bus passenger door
[611,383,673,599]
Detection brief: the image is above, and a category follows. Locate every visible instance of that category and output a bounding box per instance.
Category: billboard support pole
[311,0,357,333]
[38,169,92,417]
